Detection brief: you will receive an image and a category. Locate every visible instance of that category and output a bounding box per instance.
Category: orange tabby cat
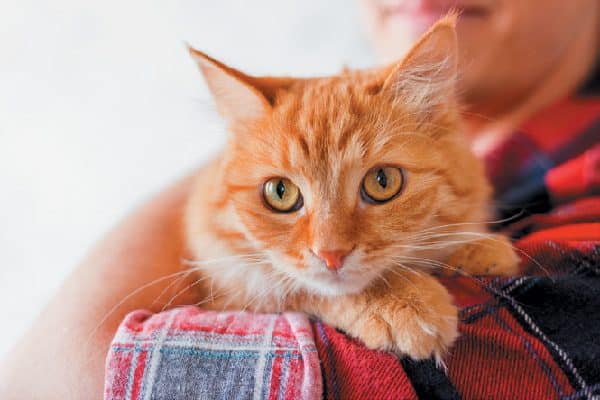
[185,15,519,361]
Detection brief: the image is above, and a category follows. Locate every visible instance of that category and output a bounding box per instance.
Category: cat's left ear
[189,47,288,123]
[380,14,458,112]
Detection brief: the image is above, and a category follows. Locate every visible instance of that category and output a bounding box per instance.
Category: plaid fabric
[105,94,600,399]
[105,308,321,399]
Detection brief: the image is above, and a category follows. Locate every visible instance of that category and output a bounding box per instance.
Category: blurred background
[0,0,374,357]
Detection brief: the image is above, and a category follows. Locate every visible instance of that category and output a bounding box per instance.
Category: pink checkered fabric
[104,306,322,400]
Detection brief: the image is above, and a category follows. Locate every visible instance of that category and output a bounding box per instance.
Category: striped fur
[184,16,519,360]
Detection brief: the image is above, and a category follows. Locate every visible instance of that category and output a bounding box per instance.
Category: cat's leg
[302,272,458,361]
[445,233,520,276]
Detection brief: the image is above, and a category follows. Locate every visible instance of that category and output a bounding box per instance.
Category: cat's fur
[184,16,519,361]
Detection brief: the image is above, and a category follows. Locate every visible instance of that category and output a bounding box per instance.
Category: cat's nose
[316,249,349,271]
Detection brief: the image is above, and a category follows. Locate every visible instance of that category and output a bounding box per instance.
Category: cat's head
[190,16,490,296]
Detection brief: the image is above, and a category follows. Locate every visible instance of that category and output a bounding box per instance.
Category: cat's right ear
[188,47,272,123]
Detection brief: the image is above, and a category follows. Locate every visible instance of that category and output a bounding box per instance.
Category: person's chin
[382,5,491,35]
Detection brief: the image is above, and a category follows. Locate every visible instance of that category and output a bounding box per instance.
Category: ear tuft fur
[381,14,459,113]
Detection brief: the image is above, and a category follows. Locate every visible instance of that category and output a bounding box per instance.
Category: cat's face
[191,16,490,296]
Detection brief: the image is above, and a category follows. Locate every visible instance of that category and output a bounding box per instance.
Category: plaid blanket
[105,94,600,399]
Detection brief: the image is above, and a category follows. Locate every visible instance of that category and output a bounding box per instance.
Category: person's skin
[1,1,598,399]
[360,0,600,154]
[0,176,199,399]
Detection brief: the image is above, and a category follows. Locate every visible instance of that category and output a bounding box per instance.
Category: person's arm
[0,174,199,400]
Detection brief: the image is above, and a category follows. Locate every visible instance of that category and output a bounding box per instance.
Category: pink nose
[317,250,349,270]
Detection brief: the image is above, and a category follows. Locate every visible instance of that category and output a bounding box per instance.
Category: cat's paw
[354,293,458,361]
[446,233,520,276]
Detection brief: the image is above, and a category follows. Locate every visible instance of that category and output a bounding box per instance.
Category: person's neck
[465,17,599,157]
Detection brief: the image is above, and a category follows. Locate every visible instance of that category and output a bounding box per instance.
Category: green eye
[361,166,404,203]
[262,178,303,212]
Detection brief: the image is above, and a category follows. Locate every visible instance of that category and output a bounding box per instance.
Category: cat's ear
[381,14,458,111]
[188,47,275,122]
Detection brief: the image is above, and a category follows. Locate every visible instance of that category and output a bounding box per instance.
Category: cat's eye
[361,166,404,204]
[262,177,303,212]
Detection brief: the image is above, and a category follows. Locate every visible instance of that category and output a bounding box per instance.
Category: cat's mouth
[263,248,384,297]
[277,250,382,297]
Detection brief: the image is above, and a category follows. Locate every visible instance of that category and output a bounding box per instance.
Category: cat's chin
[295,271,374,297]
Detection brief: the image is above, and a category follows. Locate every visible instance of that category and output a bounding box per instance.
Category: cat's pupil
[376,169,387,188]
[276,180,286,199]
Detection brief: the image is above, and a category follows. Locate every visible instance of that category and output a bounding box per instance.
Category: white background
[0,0,374,357]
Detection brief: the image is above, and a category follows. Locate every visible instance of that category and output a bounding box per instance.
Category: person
[360,0,599,155]
[1,1,598,398]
